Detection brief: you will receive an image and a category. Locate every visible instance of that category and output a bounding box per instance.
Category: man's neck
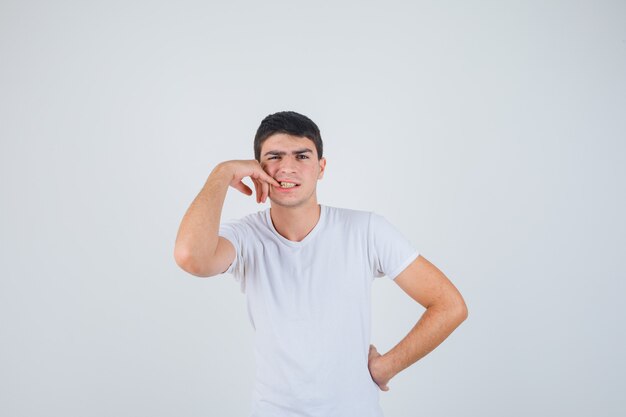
[269,202,321,242]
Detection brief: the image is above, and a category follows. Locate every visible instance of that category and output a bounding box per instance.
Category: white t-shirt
[218,204,419,417]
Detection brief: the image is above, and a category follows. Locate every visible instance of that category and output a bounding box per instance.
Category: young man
[174,111,468,417]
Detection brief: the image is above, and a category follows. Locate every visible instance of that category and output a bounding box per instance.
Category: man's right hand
[217,160,281,204]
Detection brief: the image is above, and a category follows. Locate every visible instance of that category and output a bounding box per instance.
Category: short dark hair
[254,111,323,161]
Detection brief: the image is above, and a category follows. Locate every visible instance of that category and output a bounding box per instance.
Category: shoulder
[323,204,373,228]
[220,208,267,232]
[236,208,267,222]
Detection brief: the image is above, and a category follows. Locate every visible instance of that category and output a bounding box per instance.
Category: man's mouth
[278,181,299,189]
[274,179,301,189]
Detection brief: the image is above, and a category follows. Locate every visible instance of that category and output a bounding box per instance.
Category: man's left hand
[368,344,392,391]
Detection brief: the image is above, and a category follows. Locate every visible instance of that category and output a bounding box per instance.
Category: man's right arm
[174,163,235,277]
[173,160,280,277]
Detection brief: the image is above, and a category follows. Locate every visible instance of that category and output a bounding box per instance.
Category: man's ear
[318,157,326,179]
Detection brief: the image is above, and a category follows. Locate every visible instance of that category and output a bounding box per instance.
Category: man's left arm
[368,254,468,391]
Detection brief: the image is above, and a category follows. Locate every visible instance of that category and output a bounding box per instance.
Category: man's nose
[278,156,297,172]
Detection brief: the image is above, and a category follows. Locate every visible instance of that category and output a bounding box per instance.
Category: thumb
[369,344,379,359]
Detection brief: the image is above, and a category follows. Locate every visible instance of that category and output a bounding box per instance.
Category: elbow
[173,248,212,278]
[174,247,192,272]
[437,295,468,324]
[174,247,188,268]
[453,297,469,323]
[457,302,469,322]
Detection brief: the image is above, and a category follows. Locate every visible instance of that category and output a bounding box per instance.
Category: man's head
[254,111,323,162]
[255,111,326,208]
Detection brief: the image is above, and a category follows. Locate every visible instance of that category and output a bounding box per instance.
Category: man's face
[259,133,326,208]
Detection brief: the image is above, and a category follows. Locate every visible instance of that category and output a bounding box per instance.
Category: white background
[1,1,625,416]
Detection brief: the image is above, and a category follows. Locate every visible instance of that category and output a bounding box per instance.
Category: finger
[232,180,253,196]
[254,178,263,204]
[261,182,270,203]
[263,172,281,187]
[252,178,261,203]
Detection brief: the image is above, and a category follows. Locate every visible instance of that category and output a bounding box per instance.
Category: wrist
[210,162,234,182]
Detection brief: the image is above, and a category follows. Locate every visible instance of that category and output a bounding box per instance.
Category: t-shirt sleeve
[218,219,247,293]
[368,212,420,280]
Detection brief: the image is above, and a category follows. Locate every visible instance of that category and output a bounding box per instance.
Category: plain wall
[1,1,624,416]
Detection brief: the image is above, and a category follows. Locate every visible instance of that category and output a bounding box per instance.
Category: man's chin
[268,198,304,208]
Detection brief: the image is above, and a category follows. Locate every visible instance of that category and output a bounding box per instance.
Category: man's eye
[297,155,309,159]
[268,156,278,160]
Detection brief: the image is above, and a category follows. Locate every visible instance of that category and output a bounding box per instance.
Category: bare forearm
[381,303,467,379]
[174,163,232,268]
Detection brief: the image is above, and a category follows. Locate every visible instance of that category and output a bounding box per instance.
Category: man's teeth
[280,182,297,188]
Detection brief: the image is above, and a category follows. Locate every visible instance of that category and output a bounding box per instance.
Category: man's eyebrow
[263,148,313,157]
